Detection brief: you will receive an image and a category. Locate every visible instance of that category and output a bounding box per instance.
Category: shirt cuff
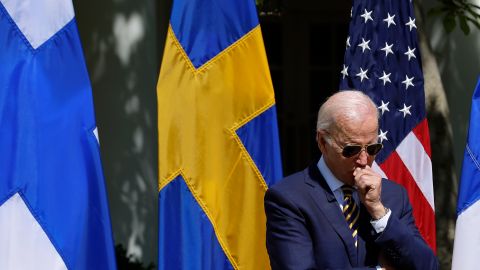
[370,208,392,234]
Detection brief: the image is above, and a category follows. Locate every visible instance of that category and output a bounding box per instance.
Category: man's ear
[316,131,327,153]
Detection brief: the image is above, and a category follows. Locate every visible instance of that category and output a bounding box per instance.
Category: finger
[355,166,376,177]
[353,167,362,176]
[359,166,375,175]
[354,174,371,191]
[354,171,367,186]
[357,167,382,181]
[354,168,371,180]
[355,173,379,192]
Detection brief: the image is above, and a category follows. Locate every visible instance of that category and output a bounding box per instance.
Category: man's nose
[356,149,369,166]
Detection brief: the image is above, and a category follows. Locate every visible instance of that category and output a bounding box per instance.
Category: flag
[156,0,283,269]
[0,1,116,269]
[451,78,480,269]
[339,0,436,250]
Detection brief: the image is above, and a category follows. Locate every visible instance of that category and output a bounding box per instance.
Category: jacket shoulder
[382,178,408,194]
[268,167,309,194]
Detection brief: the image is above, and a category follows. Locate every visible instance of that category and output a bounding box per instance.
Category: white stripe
[93,127,100,144]
[1,0,74,49]
[372,161,387,179]
[0,193,67,270]
[452,201,480,270]
[396,132,435,210]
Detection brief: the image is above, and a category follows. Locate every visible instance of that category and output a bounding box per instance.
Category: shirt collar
[317,156,344,194]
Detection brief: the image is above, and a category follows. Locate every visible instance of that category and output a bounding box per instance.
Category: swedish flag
[157,0,283,269]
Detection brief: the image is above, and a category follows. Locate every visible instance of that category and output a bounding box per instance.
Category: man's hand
[353,165,386,219]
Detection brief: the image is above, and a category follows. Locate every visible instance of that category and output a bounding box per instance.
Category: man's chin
[342,177,355,186]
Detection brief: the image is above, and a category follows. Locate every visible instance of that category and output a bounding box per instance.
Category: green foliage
[115,244,155,270]
[256,0,283,16]
[429,0,480,35]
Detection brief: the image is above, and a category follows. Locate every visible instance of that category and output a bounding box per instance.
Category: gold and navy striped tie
[342,185,360,247]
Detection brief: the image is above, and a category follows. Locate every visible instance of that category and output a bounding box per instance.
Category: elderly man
[264,91,438,269]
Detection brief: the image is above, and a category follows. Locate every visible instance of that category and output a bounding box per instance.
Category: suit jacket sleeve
[265,187,375,270]
[376,185,439,270]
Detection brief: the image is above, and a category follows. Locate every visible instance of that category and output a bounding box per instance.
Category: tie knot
[341,185,354,196]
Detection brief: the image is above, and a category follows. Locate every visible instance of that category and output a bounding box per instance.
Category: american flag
[339,0,436,251]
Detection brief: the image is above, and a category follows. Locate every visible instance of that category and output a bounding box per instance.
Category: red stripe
[412,118,432,157]
[379,151,437,252]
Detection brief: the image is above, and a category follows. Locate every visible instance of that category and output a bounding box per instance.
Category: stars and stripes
[358,38,371,52]
[380,42,394,57]
[402,75,415,89]
[378,100,390,115]
[339,0,436,251]
[360,9,374,23]
[383,13,396,28]
[404,46,417,61]
[379,71,392,85]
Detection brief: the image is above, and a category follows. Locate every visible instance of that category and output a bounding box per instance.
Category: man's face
[317,114,379,186]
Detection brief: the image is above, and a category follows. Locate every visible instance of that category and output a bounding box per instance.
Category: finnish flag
[0,0,116,269]
[452,78,480,270]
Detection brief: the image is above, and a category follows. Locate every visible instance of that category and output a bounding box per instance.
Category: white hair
[316,90,379,133]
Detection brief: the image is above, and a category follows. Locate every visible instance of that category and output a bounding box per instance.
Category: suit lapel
[304,164,358,266]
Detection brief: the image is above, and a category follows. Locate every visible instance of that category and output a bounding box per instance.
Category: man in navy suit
[264,91,438,269]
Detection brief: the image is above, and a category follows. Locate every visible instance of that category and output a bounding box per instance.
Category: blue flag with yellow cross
[156,0,283,269]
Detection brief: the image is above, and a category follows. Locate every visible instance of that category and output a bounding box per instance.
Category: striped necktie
[342,185,360,247]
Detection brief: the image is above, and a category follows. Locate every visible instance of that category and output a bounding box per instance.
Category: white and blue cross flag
[0,0,116,269]
[452,78,480,270]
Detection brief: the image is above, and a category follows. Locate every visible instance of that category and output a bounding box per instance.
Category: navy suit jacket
[264,164,438,270]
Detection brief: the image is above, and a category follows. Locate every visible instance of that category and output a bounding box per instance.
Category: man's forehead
[330,118,378,142]
[332,114,378,131]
